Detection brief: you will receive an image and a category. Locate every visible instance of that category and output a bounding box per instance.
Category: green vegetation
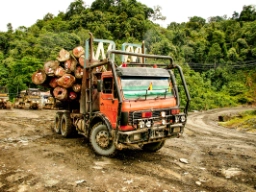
[0,0,255,111]
[219,109,256,133]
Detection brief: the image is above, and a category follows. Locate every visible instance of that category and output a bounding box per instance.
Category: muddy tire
[54,112,62,134]
[141,140,165,152]
[31,104,38,110]
[6,101,12,109]
[24,103,30,110]
[90,124,116,156]
[60,112,73,138]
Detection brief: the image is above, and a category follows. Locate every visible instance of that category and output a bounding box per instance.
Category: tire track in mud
[0,107,255,192]
[103,106,256,192]
[166,106,256,192]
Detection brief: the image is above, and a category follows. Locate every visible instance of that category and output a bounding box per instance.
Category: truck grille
[128,109,171,124]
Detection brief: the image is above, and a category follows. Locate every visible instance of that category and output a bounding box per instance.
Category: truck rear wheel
[54,112,62,134]
[90,124,116,156]
[141,140,165,152]
[60,113,73,138]
[31,104,38,110]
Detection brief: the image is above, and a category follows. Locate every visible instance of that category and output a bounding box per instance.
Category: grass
[218,109,256,133]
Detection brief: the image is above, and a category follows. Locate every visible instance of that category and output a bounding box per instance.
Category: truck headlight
[138,121,145,128]
[145,121,151,128]
[160,111,166,117]
[180,115,186,122]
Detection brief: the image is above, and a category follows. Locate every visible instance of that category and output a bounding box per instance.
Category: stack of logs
[31,46,86,102]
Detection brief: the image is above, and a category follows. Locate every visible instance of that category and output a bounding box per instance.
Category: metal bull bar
[81,40,190,142]
[106,50,191,137]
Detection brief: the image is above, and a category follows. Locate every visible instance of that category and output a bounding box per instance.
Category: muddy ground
[0,106,255,192]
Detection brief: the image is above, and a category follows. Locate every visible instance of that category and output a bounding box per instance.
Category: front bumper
[118,123,184,144]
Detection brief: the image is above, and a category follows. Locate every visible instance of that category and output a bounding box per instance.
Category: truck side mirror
[97,80,102,92]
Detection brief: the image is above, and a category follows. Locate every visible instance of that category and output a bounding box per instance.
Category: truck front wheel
[141,140,165,152]
[60,113,73,138]
[90,124,116,156]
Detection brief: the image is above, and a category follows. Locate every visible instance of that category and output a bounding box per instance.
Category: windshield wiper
[135,90,149,101]
[154,95,161,100]
[154,90,168,99]
[135,96,143,101]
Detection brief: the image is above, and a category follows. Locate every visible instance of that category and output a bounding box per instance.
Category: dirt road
[0,106,255,192]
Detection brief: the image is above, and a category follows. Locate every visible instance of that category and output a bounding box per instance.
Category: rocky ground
[0,106,255,192]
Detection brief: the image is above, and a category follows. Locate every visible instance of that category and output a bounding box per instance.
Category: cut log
[73,46,84,58]
[44,60,60,76]
[75,65,83,79]
[64,56,77,73]
[56,74,76,88]
[54,66,66,77]
[78,55,84,67]
[69,91,77,100]
[32,69,47,85]
[53,86,68,101]
[49,77,58,88]
[72,83,81,92]
[57,49,70,62]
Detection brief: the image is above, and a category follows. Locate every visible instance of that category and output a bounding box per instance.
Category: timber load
[32,46,86,102]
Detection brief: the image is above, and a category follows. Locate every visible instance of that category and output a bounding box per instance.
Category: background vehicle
[0,93,12,109]
[0,87,12,109]
[43,95,55,109]
[14,88,42,109]
[41,91,56,109]
[42,33,190,156]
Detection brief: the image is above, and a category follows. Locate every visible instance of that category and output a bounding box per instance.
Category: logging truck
[14,88,42,109]
[51,34,190,156]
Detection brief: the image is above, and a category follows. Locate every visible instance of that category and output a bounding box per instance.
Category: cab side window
[103,77,112,94]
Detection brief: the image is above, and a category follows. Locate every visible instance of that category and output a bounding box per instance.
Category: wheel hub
[96,130,109,148]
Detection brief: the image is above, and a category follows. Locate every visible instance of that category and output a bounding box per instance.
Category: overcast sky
[0,0,255,32]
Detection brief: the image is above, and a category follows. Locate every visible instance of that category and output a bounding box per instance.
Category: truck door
[100,77,119,128]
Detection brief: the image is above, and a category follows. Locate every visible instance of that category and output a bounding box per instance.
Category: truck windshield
[120,77,174,100]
